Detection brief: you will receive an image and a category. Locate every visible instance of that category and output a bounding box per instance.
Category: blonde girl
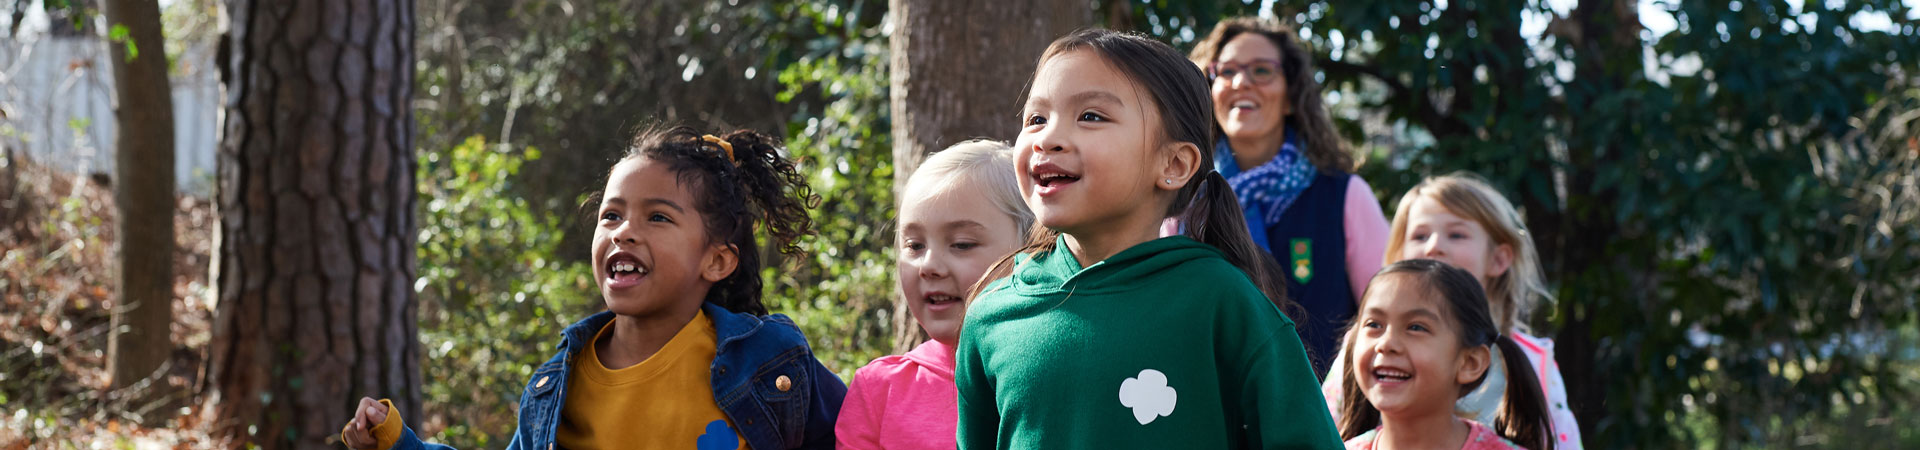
[1323,173,1582,448]
[835,140,1033,450]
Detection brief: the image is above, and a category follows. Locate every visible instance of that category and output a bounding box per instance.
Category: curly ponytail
[617,126,819,315]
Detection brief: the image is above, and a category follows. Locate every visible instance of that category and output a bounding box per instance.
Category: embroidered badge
[1118,369,1178,425]
[1290,238,1313,283]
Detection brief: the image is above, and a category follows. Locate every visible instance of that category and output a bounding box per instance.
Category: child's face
[591,157,736,319]
[1350,274,1489,418]
[1014,50,1183,237]
[1397,196,1513,288]
[897,182,1023,344]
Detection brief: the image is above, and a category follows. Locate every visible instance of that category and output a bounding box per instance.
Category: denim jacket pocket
[526,364,564,396]
[516,360,568,445]
[749,346,812,447]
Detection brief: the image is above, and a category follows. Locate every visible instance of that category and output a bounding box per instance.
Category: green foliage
[107,23,136,61]
[415,135,597,447]
[764,0,897,379]
[413,0,808,227]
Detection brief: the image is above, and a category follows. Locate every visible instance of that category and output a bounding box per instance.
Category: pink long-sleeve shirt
[834,339,958,450]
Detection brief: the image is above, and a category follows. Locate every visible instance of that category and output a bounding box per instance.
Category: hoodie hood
[902,339,956,378]
[995,234,1226,298]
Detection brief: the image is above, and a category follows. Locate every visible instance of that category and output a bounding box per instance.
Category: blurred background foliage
[413,134,595,447]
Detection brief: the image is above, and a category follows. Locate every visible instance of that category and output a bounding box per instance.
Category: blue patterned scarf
[1213,129,1315,253]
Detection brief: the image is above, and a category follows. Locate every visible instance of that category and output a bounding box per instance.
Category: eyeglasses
[1208,59,1286,85]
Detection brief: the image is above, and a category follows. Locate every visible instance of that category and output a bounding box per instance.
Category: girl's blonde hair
[1383,173,1552,334]
[903,140,1034,243]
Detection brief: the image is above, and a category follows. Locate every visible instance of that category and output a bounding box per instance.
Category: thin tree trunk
[887,0,1090,354]
[1554,0,1643,436]
[206,0,418,448]
[104,0,176,412]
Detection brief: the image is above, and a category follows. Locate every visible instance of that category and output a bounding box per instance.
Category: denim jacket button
[775,375,792,392]
[535,376,549,388]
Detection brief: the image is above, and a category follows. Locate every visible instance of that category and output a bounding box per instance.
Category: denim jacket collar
[501,303,839,450]
[554,303,769,357]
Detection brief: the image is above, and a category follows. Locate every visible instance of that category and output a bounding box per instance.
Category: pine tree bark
[104,0,176,406]
[887,0,1090,353]
[206,0,419,448]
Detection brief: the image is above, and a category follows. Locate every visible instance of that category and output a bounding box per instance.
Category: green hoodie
[956,235,1343,450]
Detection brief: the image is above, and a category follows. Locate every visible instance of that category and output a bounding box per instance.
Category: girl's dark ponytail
[718,130,815,257]
[1492,335,1554,450]
[706,130,816,316]
[1180,170,1292,314]
[620,126,818,316]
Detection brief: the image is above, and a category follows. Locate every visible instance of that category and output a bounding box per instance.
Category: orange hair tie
[701,135,736,162]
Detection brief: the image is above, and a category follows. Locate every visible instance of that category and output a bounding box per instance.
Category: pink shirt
[1344,418,1524,450]
[1342,176,1389,303]
[1324,331,1584,449]
[834,339,958,450]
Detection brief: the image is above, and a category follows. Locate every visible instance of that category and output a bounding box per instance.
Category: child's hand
[340,397,389,449]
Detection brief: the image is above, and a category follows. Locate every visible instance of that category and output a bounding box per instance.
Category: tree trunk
[206,0,418,448]
[1553,0,1644,436]
[887,0,1090,354]
[104,0,176,410]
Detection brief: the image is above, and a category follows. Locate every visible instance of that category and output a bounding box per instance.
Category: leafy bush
[414,135,597,447]
[763,0,897,379]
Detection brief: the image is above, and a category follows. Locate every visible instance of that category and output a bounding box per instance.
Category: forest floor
[1,154,227,448]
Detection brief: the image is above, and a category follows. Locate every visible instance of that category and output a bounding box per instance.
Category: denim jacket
[389,302,847,450]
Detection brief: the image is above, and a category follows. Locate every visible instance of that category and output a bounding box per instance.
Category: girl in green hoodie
[954,28,1343,450]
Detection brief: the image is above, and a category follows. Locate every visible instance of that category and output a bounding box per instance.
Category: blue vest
[1266,172,1355,379]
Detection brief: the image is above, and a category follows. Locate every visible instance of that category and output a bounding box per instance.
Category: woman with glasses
[1188,17,1390,378]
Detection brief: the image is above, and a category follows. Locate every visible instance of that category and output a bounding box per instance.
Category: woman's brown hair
[1190,17,1354,174]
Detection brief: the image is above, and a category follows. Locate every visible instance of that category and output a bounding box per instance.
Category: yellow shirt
[556,309,748,450]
